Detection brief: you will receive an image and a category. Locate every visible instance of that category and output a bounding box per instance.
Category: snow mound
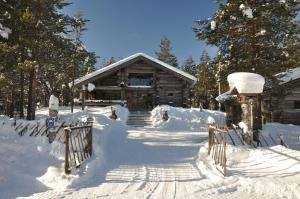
[49,94,59,110]
[151,105,226,131]
[207,116,216,125]
[197,140,300,198]
[228,72,265,94]
[0,105,130,198]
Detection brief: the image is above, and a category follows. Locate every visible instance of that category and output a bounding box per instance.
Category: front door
[126,91,152,111]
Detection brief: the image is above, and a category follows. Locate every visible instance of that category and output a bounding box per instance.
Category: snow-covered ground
[151,105,226,131]
[0,105,300,199]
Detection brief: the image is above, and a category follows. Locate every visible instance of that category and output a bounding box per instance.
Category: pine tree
[155,36,178,67]
[193,51,217,108]
[194,0,300,83]
[0,1,97,119]
[181,56,197,76]
[102,57,118,67]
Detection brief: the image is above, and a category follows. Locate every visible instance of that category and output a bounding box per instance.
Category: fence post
[208,125,213,155]
[64,128,71,174]
[88,126,93,156]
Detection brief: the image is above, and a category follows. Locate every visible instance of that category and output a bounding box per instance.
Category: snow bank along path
[1,106,300,198]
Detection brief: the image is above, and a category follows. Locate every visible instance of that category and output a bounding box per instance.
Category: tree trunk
[27,68,36,120]
[19,70,25,119]
[9,86,15,118]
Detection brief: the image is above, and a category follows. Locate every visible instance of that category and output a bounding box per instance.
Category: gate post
[208,125,213,155]
[64,128,71,174]
[88,126,93,156]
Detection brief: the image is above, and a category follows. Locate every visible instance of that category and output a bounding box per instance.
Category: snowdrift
[0,105,129,198]
[151,105,226,131]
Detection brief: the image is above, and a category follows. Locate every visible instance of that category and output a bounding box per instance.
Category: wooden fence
[64,123,93,174]
[208,124,227,176]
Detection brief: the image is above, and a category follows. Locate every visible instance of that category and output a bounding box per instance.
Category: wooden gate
[64,124,93,174]
[208,124,227,176]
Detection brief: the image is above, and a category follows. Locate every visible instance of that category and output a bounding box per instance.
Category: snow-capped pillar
[227,73,265,145]
[49,94,59,118]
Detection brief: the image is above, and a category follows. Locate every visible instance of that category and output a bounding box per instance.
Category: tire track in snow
[135,166,149,191]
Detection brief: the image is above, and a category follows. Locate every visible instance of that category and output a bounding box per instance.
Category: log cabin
[217,70,300,126]
[262,67,300,125]
[73,53,197,111]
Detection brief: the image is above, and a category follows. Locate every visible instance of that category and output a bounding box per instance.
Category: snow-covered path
[21,117,300,199]
[25,126,208,199]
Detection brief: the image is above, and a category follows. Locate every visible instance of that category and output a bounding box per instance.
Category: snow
[73,53,197,87]
[262,122,300,150]
[1,106,300,198]
[211,20,216,30]
[151,105,226,131]
[227,72,265,94]
[49,95,59,110]
[207,116,216,125]
[230,15,237,20]
[127,85,152,88]
[276,67,300,84]
[0,105,129,198]
[87,83,95,92]
[239,4,253,18]
[0,23,12,39]
[257,29,266,36]
[216,91,237,102]
[238,121,249,133]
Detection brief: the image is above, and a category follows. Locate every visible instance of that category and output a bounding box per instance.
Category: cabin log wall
[82,59,193,109]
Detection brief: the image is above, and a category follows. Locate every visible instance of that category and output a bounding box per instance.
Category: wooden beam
[94,86,121,90]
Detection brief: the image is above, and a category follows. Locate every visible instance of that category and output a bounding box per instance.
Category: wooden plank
[69,133,79,166]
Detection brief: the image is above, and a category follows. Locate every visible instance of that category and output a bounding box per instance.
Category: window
[167,93,174,97]
[128,73,153,86]
[294,101,300,109]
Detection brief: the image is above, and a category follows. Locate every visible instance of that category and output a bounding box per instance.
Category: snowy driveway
[22,115,300,199]
[25,127,209,199]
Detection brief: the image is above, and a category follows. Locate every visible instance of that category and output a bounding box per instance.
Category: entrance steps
[127,111,152,127]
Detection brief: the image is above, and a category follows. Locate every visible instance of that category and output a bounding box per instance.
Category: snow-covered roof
[227,72,265,94]
[74,53,197,86]
[276,67,300,84]
[215,91,237,103]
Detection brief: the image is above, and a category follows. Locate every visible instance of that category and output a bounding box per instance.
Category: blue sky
[63,0,218,67]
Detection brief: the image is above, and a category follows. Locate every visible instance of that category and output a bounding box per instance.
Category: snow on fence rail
[64,123,93,174]
[8,118,95,174]
[10,119,91,143]
[208,124,227,176]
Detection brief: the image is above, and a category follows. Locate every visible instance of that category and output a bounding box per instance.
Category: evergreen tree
[155,36,178,67]
[0,1,97,119]
[194,0,300,83]
[181,56,197,76]
[102,57,118,67]
[193,51,217,108]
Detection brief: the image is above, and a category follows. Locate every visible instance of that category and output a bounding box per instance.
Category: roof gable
[74,53,197,87]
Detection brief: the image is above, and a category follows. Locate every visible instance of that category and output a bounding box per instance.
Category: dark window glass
[294,101,300,109]
[128,73,153,86]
